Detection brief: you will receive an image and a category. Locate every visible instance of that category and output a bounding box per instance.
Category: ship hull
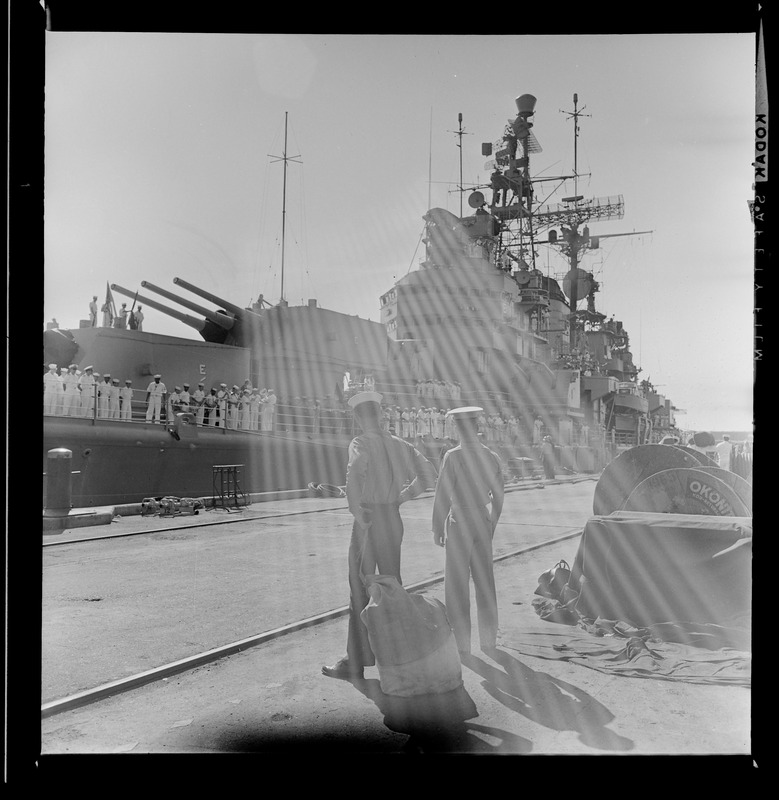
[43,416,351,507]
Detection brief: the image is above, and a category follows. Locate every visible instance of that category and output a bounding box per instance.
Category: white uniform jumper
[146,380,166,423]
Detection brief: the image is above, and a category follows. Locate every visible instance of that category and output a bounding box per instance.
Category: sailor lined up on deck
[322,391,437,680]
[43,364,62,415]
[146,374,166,423]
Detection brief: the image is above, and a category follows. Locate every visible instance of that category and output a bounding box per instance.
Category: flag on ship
[104,281,116,326]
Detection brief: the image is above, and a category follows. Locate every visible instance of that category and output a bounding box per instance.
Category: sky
[42,32,757,433]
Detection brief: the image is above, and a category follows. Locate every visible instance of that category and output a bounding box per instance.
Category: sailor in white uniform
[145,374,166,423]
[227,386,240,429]
[168,386,183,421]
[78,366,96,417]
[249,388,260,430]
[108,378,121,418]
[43,364,63,415]
[261,388,276,431]
[120,379,134,421]
[401,407,412,439]
[114,303,128,329]
[204,387,219,426]
[134,306,144,331]
[192,382,206,425]
[61,364,80,416]
[716,435,734,471]
[432,407,504,654]
[179,383,191,414]
[98,374,113,418]
[240,389,252,430]
[216,384,228,426]
[89,296,98,327]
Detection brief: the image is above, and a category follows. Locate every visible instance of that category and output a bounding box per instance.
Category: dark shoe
[322,658,364,680]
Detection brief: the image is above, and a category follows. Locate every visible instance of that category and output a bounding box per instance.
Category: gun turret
[111,285,208,333]
[140,281,236,330]
[173,277,261,321]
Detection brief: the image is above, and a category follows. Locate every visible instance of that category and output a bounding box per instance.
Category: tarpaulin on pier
[519,511,752,685]
[568,512,751,628]
[501,617,751,686]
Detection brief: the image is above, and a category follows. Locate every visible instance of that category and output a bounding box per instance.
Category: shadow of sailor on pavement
[461,647,635,752]
[353,677,532,754]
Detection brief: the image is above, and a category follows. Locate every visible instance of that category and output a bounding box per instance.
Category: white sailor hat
[69,364,78,370]
[84,365,94,371]
[125,379,132,383]
[93,372,101,378]
[445,406,483,419]
[183,382,190,387]
[348,391,383,409]
[48,363,57,369]
[220,383,227,388]
[198,382,204,386]
[154,374,162,379]
[103,373,111,378]
[112,378,120,384]
[175,386,182,391]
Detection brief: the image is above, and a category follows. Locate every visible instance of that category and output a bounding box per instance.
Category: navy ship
[43,96,682,506]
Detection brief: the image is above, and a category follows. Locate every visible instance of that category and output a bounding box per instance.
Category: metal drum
[593,444,701,516]
[622,468,750,516]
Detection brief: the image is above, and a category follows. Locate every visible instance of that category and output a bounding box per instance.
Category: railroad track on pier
[41,525,585,719]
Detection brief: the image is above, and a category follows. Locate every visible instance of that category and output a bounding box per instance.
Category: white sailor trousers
[444,506,498,653]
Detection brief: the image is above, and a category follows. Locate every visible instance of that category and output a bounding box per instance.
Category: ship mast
[531,94,651,354]
[269,112,302,304]
[449,112,472,218]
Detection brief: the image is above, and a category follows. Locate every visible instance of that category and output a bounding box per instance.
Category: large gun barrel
[141,281,235,330]
[173,277,261,320]
[111,284,207,333]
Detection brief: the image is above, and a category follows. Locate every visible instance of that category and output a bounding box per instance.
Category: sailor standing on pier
[716,435,734,471]
[432,407,504,655]
[322,391,437,680]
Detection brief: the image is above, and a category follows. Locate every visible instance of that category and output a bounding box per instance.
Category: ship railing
[612,431,639,446]
[374,379,465,409]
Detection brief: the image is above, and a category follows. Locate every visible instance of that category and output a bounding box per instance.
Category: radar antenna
[560,93,590,204]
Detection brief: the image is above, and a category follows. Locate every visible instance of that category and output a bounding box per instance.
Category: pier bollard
[44,448,73,517]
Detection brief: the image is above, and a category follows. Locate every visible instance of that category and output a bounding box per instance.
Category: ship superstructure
[378,92,680,452]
